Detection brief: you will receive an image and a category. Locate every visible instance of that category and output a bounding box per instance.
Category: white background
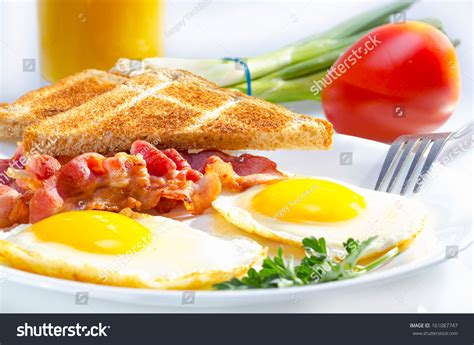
[0,0,472,313]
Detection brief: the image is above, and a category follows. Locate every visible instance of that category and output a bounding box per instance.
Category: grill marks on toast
[210,99,293,133]
[26,87,141,155]
[24,83,187,156]
[97,96,205,153]
[22,68,333,155]
[159,81,233,112]
[184,97,241,133]
[0,70,128,138]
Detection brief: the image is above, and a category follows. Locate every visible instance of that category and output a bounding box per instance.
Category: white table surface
[0,0,472,313]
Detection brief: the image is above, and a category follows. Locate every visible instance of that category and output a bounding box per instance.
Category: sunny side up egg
[212,177,428,260]
[0,210,266,290]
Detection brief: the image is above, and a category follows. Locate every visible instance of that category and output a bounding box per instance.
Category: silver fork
[375,132,453,195]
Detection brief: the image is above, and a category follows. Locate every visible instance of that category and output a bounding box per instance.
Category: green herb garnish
[214,236,399,290]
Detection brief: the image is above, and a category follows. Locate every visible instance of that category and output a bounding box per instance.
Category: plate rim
[1,240,471,301]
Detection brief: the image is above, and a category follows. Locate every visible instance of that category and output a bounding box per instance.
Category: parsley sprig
[214,236,399,290]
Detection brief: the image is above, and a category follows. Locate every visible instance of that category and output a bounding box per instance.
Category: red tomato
[321,22,460,143]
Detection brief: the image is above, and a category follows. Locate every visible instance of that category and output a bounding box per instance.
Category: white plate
[0,134,472,308]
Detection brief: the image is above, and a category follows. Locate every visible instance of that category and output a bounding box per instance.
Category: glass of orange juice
[38,0,164,82]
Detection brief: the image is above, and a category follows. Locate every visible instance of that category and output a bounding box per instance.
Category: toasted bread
[23,68,333,156]
[0,70,127,138]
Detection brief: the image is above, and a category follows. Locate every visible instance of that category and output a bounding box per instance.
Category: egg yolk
[251,178,366,223]
[32,211,151,255]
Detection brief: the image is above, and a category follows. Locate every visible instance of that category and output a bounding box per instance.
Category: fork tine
[386,139,418,193]
[413,135,450,193]
[400,138,432,195]
[450,122,474,140]
[374,138,406,191]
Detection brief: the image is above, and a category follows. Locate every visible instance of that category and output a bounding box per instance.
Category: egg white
[0,210,266,290]
[212,177,428,259]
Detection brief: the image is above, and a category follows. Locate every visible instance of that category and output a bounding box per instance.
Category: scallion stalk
[233,71,326,103]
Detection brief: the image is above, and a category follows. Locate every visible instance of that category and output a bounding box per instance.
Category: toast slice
[0,69,127,138]
[23,68,333,156]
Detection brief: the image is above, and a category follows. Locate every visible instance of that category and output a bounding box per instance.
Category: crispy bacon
[155,198,179,214]
[26,154,61,180]
[184,172,222,214]
[131,140,203,182]
[28,177,64,223]
[0,140,286,227]
[0,159,10,185]
[163,148,202,182]
[203,156,285,191]
[181,150,283,177]
[0,185,28,228]
[57,153,105,197]
[0,144,26,187]
[131,140,178,177]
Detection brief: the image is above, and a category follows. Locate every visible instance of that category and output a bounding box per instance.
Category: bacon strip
[26,154,61,180]
[57,153,107,197]
[203,156,285,191]
[131,141,203,182]
[0,159,10,185]
[181,150,284,177]
[131,141,176,177]
[184,172,222,215]
[0,140,286,226]
[28,177,64,224]
[0,185,28,228]
[0,144,26,187]
[163,148,202,182]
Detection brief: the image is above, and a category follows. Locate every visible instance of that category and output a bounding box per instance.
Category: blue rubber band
[223,57,252,96]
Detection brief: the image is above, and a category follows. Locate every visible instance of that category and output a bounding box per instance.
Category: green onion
[236,71,326,103]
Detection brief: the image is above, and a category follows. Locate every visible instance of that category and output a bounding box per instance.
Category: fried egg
[0,209,266,290]
[212,177,428,260]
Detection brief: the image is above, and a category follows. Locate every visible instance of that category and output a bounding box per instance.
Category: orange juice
[38,0,164,82]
